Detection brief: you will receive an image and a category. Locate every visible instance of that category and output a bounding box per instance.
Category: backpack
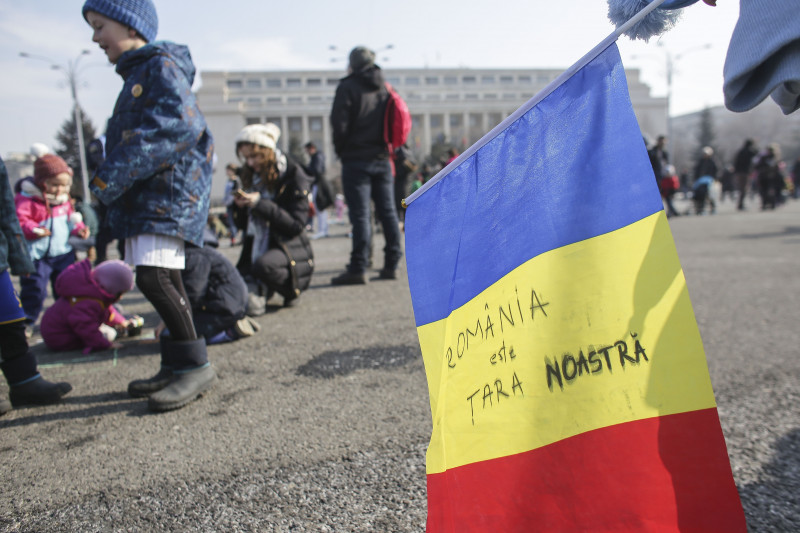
[383,83,412,156]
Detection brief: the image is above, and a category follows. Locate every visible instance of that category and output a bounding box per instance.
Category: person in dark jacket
[329,46,403,285]
[233,123,314,310]
[178,237,257,345]
[303,142,332,239]
[83,0,215,412]
[0,156,72,415]
[733,138,758,210]
[693,146,719,214]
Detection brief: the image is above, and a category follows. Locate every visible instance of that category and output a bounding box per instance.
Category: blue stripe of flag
[405,44,664,327]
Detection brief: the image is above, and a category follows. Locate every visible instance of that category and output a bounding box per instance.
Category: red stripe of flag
[427,408,746,532]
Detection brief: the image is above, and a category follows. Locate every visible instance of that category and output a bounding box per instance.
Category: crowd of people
[3,0,798,416]
[0,0,422,415]
[649,135,798,218]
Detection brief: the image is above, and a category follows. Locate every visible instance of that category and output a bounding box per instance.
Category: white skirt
[124,234,185,269]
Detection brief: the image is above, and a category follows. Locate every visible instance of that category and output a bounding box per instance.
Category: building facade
[196,67,666,201]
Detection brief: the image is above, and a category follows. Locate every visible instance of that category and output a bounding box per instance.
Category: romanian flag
[404,43,746,532]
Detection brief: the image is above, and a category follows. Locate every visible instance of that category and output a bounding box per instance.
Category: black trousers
[136,266,197,341]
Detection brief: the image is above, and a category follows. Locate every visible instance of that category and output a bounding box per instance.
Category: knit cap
[235,123,281,151]
[349,46,376,72]
[33,154,73,189]
[82,0,158,43]
[92,260,135,296]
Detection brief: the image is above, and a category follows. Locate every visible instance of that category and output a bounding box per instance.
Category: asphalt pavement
[1,195,798,532]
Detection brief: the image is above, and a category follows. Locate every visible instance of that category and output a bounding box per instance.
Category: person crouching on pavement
[1,156,72,415]
[155,230,260,345]
[40,259,142,355]
[233,123,315,311]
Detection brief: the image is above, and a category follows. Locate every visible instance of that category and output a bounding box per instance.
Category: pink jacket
[40,259,127,354]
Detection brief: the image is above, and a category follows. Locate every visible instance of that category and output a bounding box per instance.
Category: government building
[196,67,666,201]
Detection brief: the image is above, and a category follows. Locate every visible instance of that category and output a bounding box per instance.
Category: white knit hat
[235,123,281,151]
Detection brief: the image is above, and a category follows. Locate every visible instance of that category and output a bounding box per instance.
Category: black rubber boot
[128,335,173,398]
[2,352,72,407]
[9,376,73,407]
[148,338,216,412]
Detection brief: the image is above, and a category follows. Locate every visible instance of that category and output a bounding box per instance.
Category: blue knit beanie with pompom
[82,0,158,43]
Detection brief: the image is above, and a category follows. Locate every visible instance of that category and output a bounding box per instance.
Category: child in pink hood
[40,259,140,354]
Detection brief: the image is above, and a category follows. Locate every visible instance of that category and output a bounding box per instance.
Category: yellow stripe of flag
[418,212,717,474]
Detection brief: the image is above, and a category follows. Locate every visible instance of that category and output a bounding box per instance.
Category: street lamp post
[660,42,711,144]
[19,50,92,202]
[329,44,394,65]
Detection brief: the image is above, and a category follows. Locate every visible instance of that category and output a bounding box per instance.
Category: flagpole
[404,0,669,207]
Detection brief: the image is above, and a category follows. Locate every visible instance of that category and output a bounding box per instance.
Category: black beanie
[348,46,376,72]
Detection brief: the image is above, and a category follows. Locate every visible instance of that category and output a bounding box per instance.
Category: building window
[266,97,282,105]
[228,96,243,103]
[425,94,441,101]
[444,76,458,85]
[450,115,463,127]
[307,78,322,87]
[287,96,303,104]
[247,97,261,104]
[266,78,282,88]
[226,79,243,89]
[518,75,532,83]
[465,93,479,100]
[246,117,261,125]
[288,117,302,132]
[502,93,516,100]
[500,75,513,84]
[537,74,550,83]
[430,114,443,128]
[308,96,322,103]
[246,79,262,89]
[445,93,459,100]
[327,78,340,86]
[386,76,401,85]
[463,75,477,84]
[481,75,496,84]
[309,116,323,132]
[484,93,498,99]
[405,76,420,85]
[287,78,302,88]
[425,76,440,85]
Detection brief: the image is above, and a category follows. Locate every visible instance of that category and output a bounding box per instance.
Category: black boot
[9,376,73,407]
[128,335,173,398]
[148,338,216,412]
[2,352,72,407]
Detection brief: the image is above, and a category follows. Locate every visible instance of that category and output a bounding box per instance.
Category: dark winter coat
[304,151,333,211]
[330,66,390,162]
[182,245,247,338]
[0,158,34,276]
[734,144,757,173]
[89,42,214,247]
[250,160,314,294]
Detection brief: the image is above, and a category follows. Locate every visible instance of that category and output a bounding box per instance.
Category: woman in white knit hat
[233,124,315,310]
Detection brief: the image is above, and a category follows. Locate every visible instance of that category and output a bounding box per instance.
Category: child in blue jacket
[83,0,215,412]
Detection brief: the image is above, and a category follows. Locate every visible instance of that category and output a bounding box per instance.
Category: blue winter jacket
[89,42,214,247]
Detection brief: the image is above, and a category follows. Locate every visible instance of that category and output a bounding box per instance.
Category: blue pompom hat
[82,0,158,43]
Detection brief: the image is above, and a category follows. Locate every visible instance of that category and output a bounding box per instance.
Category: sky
[0,0,741,157]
